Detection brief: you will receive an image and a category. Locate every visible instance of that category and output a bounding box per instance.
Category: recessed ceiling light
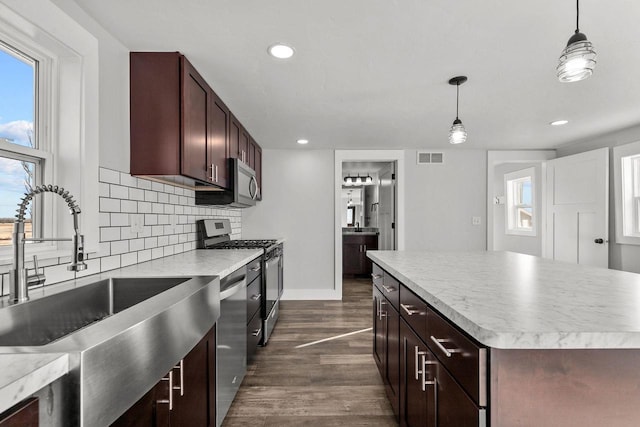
[268,44,295,59]
[297,139,309,145]
[550,120,569,126]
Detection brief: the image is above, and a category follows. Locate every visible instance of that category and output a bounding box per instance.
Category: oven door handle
[220,275,247,300]
[265,256,281,269]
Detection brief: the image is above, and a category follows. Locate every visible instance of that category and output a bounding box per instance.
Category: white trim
[613,140,640,245]
[334,150,405,300]
[0,1,100,263]
[487,150,555,254]
[281,289,342,300]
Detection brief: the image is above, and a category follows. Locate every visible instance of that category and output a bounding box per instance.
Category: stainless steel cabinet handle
[158,370,173,410]
[251,293,261,301]
[173,359,184,396]
[252,327,262,337]
[381,284,395,293]
[250,265,261,272]
[401,303,420,316]
[430,336,462,358]
[379,301,387,319]
[371,273,382,280]
[208,164,214,181]
[420,354,437,392]
[414,346,426,380]
[215,165,218,182]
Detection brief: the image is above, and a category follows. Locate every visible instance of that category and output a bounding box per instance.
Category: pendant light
[448,76,468,145]
[557,0,596,82]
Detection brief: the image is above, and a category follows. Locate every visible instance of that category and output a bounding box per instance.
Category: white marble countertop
[368,250,640,350]
[0,353,68,413]
[0,248,262,414]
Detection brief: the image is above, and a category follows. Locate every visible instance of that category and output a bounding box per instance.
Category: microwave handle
[249,176,259,200]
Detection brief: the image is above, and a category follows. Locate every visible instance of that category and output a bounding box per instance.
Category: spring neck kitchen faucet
[9,185,87,304]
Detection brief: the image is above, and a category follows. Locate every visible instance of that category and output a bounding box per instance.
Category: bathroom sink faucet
[9,185,87,304]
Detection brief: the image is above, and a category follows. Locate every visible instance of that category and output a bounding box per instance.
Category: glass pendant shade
[557,32,596,82]
[449,119,467,145]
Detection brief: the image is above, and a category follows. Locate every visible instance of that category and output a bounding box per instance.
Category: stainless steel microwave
[195,158,259,207]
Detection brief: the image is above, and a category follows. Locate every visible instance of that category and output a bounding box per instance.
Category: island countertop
[367,250,640,350]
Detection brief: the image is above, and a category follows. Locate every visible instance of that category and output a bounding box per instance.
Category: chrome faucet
[9,185,87,304]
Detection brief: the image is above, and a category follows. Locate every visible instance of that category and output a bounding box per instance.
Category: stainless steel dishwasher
[217,266,247,426]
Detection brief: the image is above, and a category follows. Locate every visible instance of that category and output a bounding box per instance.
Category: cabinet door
[435,360,484,427]
[181,57,209,183]
[400,320,432,427]
[209,93,229,188]
[229,114,241,160]
[0,397,38,427]
[239,130,249,164]
[343,240,363,275]
[373,286,386,375]
[385,301,400,418]
[170,332,209,426]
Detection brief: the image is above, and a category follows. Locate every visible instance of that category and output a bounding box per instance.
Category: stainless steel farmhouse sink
[0,274,221,426]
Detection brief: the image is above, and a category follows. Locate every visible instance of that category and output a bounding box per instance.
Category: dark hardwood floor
[222,277,397,426]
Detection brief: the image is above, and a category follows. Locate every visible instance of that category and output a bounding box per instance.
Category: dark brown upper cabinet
[130,52,228,189]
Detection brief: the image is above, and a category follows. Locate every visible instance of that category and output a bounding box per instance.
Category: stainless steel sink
[0,274,220,426]
[0,277,188,346]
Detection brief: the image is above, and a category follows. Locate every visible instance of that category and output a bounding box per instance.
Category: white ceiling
[72,0,640,150]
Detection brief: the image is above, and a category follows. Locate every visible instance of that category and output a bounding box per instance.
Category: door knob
[594,238,604,244]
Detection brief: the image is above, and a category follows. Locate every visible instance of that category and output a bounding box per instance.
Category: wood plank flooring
[222,278,397,427]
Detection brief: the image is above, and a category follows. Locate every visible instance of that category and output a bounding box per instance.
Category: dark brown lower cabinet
[400,318,484,427]
[343,234,378,276]
[112,326,216,427]
[0,397,38,427]
[373,286,400,418]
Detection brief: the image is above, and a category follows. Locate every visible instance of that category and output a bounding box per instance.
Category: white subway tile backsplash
[99,168,120,185]
[100,197,121,213]
[110,213,129,227]
[101,255,121,272]
[0,167,242,296]
[138,249,152,263]
[110,184,129,199]
[121,200,137,213]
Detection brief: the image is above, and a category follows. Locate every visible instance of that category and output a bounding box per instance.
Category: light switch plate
[472,216,481,226]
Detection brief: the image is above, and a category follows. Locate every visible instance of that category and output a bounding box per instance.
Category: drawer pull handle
[401,303,420,316]
[251,293,262,301]
[381,284,395,293]
[252,327,262,337]
[371,273,382,280]
[250,266,261,272]
[420,354,438,392]
[430,336,462,358]
[414,346,426,380]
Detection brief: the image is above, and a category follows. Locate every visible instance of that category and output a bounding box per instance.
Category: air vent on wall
[417,152,444,165]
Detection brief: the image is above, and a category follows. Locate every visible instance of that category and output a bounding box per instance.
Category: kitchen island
[368,250,640,427]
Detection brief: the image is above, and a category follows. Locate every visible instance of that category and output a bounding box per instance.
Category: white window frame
[504,167,536,236]
[0,2,99,265]
[614,140,640,245]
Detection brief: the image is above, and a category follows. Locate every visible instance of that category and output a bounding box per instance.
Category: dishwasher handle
[220,275,247,300]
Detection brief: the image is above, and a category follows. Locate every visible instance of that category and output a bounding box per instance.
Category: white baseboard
[281,288,342,300]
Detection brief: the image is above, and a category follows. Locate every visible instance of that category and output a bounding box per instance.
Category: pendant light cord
[575,0,580,33]
[455,82,460,120]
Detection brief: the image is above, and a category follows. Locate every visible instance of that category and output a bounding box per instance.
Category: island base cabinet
[400,320,484,427]
[111,326,216,427]
[0,398,38,427]
[491,349,640,427]
[373,286,400,418]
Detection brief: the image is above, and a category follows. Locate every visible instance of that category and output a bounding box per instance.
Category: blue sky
[0,48,34,218]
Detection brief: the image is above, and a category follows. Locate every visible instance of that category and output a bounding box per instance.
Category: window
[614,141,640,245]
[0,42,45,246]
[505,167,536,236]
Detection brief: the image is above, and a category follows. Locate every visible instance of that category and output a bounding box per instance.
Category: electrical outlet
[130,214,144,233]
[472,216,481,226]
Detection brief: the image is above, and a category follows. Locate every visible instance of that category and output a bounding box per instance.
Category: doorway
[334,150,405,300]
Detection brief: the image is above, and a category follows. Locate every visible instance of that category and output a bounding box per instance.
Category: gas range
[207,239,278,250]
[196,219,279,252]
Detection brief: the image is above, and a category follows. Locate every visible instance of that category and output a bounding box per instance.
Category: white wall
[53,0,131,172]
[492,163,542,256]
[557,123,640,273]
[404,149,487,251]
[242,149,335,299]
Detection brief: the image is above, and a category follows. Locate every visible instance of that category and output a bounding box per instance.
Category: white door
[379,167,396,250]
[545,148,609,267]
